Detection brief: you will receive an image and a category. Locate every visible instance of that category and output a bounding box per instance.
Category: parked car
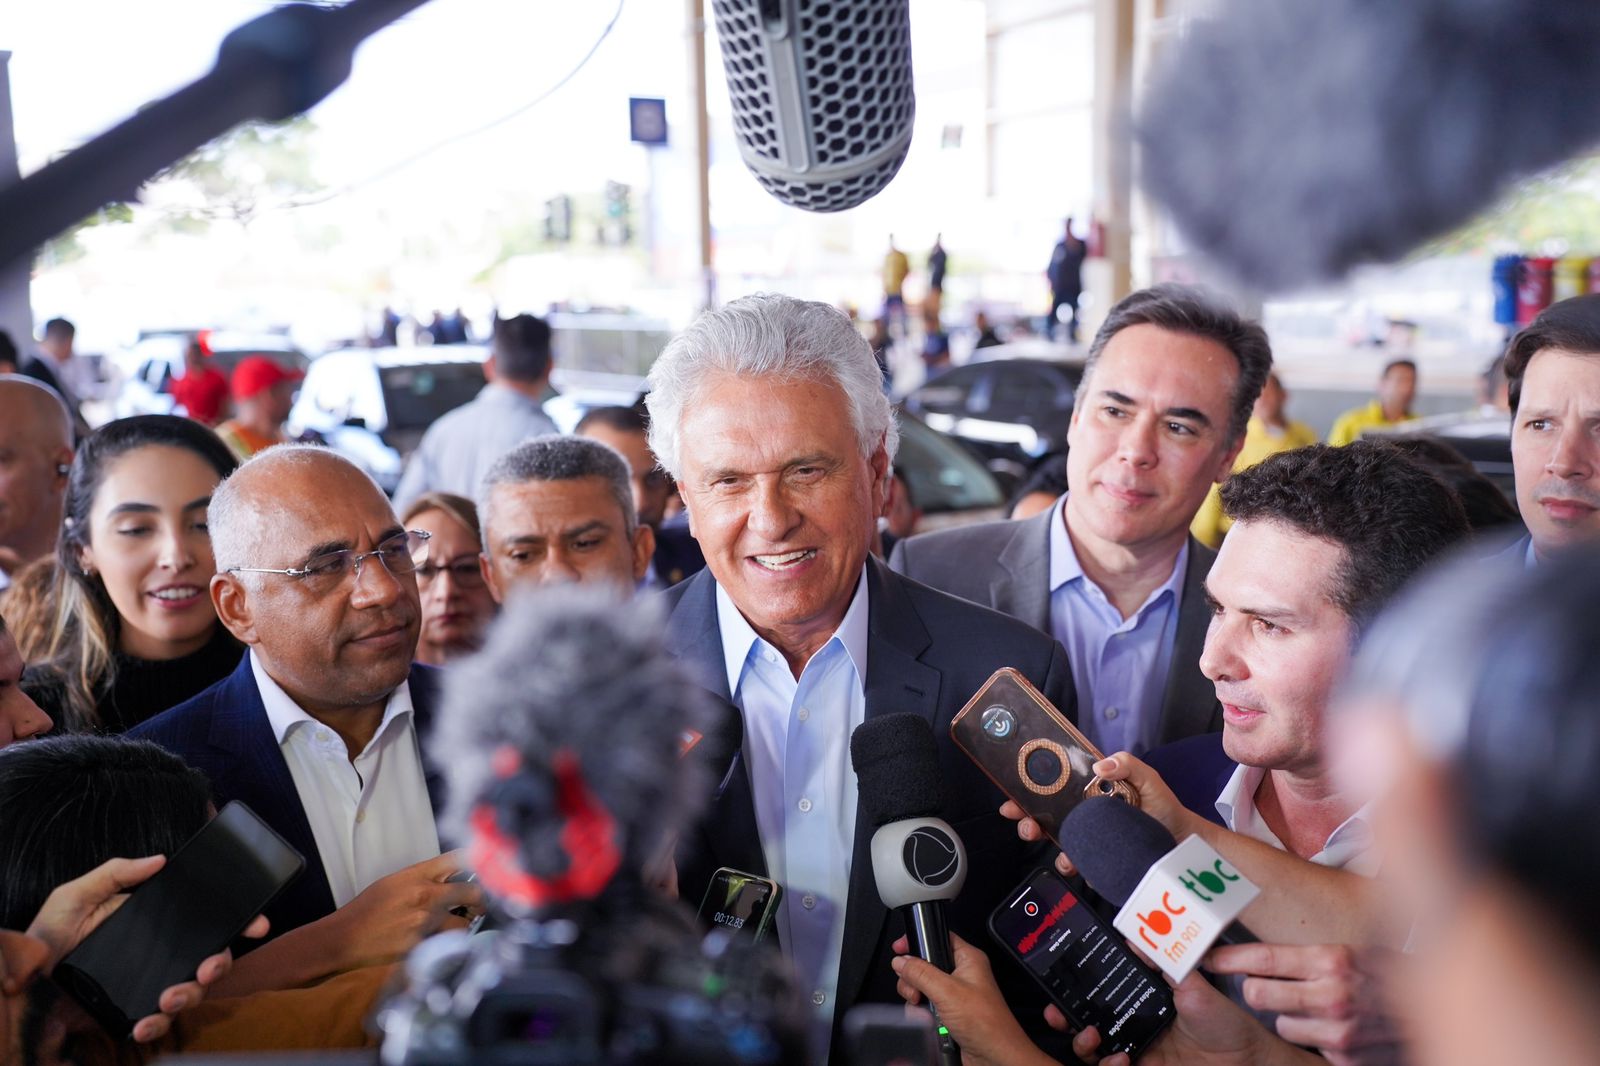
[902,350,1085,479]
[290,346,647,494]
[109,331,310,420]
[894,407,1009,530]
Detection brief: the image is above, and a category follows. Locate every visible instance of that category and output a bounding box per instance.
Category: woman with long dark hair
[18,415,242,733]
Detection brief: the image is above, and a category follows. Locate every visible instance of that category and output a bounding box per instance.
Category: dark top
[25,626,244,735]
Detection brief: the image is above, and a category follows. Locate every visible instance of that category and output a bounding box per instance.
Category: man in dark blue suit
[645,293,1076,1063]
[132,447,477,986]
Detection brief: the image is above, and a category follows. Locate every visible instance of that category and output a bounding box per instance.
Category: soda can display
[1492,255,1521,326]
[1555,257,1590,303]
[1517,257,1556,325]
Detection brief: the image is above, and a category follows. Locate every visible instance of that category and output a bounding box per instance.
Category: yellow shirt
[1191,416,1320,548]
[1326,400,1418,447]
[883,249,910,296]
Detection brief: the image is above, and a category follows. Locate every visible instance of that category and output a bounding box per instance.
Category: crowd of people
[0,283,1595,1066]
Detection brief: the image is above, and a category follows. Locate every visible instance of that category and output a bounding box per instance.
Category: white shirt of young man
[1214,764,1380,876]
[718,567,870,1064]
[252,651,441,907]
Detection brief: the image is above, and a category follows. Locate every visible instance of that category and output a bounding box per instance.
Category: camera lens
[981,706,1015,739]
[1025,746,1063,787]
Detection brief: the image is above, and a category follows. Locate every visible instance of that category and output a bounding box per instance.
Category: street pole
[688,0,716,311]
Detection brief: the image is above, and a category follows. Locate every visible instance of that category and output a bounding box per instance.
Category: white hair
[644,292,899,481]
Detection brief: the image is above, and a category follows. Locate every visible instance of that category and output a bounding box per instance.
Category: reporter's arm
[215,851,481,996]
[890,933,1060,1066]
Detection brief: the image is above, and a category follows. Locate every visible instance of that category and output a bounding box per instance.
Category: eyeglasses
[228,530,431,589]
[415,557,487,589]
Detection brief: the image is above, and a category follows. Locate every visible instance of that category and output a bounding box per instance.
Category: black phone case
[988,868,1173,1060]
[52,801,304,1038]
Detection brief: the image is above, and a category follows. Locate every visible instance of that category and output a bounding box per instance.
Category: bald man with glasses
[133,446,477,953]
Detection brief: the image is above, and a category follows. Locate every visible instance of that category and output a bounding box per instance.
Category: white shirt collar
[251,649,416,755]
[1048,493,1189,603]
[716,565,871,695]
[1214,762,1377,870]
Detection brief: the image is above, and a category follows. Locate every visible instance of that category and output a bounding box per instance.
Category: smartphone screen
[52,801,304,1037]
[696,867,780,944]
[990,867,1173,1058]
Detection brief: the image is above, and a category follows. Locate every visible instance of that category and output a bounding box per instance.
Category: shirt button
[797,797,813,813]
[355,810,367,824]
[811,991,826,1007]
[802,894,817,910]
[1104,706,1120,720]
[317,729,332,743]
[764,649,778,664]
[797,707,810,722]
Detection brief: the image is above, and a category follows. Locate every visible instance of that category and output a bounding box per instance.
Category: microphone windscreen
[710,0,915,213]
[1137,0,1600,290]
[851,713,941,828]
[1059,797,1178,907]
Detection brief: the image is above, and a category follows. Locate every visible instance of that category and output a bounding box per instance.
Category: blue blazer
[1143,731,1236,828]
[661,556,1077,1055]
[129,656,448,940]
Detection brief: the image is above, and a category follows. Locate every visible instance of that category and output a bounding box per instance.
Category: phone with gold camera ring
[951,668,1137,847]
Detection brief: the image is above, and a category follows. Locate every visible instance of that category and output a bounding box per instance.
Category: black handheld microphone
[1059,798,1258,946]
[709,0,915,213]
[851,713,963,1066]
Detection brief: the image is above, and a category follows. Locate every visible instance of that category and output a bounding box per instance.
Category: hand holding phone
[50,802,303,1039]
[695,868,781,944]
[951,668,1137,848]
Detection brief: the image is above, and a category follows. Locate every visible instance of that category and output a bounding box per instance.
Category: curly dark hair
[1220,440,1470,626]
[1080,284,1274,442]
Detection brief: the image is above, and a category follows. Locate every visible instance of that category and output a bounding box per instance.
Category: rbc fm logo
[1113,835,1260,982]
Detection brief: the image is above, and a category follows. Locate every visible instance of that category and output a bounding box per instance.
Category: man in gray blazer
[646,293,1074,1064]
[892,285,1274,756]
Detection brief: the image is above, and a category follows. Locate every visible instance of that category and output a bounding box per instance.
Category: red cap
[231,356,303,401]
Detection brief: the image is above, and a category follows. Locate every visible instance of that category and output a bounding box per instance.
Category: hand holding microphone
[851,713,965,1066]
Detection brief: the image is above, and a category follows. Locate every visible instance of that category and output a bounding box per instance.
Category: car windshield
[378,363,485,432]
[896,414,1006,513]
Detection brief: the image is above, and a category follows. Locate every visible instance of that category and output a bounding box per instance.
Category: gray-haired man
[646,291,1074,1062]
[477,435,655,600]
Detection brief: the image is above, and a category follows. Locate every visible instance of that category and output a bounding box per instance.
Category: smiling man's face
[676,372,887,669]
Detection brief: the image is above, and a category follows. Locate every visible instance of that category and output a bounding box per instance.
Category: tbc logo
[902,827,960,887]
[1179,859,1242,902]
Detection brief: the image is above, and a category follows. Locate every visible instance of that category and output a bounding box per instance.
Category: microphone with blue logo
[851,713,965,1066]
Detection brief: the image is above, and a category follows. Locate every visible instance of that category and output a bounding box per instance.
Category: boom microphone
[851,713,963,1066]
[1137,0,1600,290]
[709,0,915,212]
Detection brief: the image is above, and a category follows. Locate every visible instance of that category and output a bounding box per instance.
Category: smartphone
[52,800,305,1038]
[695,867,781,944]
[951,667,1137,847]
[990,867,1173,1059]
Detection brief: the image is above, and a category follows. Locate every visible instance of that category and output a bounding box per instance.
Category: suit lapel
[993,508,1055,632]
[206,658,335,921]
[1157,538,1223,744]
[408,663,451,821]
[834,559,942,1015]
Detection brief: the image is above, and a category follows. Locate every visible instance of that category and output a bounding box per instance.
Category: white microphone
[709,0,915,212]
[1109,833,1260,983]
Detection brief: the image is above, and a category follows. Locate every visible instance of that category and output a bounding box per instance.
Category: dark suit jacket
[1143,732,1235,829]
[652,518,707,587]
[888,508,1222,748]
[662,557,1076,1056]
[129,656,448,939]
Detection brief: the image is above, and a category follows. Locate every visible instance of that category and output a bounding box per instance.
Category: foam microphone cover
[851,713,941,828]
[1136,0,1600,290]
[710,0,915,212]
[1059,797,1179,908]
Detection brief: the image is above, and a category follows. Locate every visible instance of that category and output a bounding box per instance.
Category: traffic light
[603,181,632,245]
[544,194,573,243]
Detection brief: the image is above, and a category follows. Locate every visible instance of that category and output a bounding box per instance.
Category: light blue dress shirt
[717,567,870,1064]
[1048,495,1187,756]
